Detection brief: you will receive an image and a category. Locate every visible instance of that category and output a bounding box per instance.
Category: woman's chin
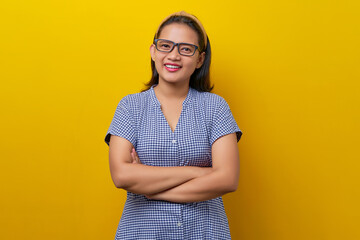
[159,77,189,85]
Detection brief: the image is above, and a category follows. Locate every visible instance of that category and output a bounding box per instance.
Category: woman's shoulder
[118,88,152,108]
[192,89,228,107]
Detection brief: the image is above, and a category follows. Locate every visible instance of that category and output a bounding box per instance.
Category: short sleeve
[104,96,136,147]
[210,97,243,146]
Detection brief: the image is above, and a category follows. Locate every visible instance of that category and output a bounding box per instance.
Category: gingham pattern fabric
[105,85,242,240]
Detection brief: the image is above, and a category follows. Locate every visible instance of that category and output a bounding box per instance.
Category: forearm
[115,163,210,195]
[109,135,211,196]
[146,168,238,203]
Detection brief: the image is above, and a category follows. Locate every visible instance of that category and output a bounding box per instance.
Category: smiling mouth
[164,64,181,69]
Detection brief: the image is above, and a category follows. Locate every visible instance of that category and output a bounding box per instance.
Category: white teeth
[165,64,180,69]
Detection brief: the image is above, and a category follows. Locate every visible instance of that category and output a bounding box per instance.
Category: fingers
[131,148,141,164]
[130,148,136,163]
[133,148,140,163]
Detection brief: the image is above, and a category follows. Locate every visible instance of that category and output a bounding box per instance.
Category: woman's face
[150,23,205,86]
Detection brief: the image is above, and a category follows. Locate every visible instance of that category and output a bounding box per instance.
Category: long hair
[143,15,213,92]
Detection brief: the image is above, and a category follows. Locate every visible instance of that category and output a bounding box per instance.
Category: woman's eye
[181,47,192,53]
[160,44,171,49]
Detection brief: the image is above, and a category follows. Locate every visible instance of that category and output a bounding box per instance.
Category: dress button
[177,222,182,227]
[172,140,176,144]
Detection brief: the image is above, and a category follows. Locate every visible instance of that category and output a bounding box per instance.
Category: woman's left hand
[145,193,162,200]
[130,148,142,164]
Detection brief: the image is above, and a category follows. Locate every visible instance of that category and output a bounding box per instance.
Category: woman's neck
[154,81,189,101]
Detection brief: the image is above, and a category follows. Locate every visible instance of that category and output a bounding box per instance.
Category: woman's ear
[196,52,206,69]
[150,44,156,61]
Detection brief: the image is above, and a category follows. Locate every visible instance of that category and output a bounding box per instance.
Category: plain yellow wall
[1,0,359,239]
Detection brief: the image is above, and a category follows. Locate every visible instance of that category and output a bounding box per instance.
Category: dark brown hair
[143,15,213,92]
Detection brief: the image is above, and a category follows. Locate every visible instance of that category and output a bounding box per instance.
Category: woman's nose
[167,45,181,60]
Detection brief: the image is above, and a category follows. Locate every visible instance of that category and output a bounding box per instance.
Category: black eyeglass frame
[153,39,200,56]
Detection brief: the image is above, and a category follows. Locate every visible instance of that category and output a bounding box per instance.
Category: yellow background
[1,0,359,239]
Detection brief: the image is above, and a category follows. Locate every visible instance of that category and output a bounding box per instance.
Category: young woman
[105,11,243,239]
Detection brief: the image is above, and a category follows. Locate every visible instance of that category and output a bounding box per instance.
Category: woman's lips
[164,64,181,72]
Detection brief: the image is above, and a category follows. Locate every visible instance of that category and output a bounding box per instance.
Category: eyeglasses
[154,39,200,56]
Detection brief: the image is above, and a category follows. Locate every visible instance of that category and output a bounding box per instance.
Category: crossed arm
[108,133,239,203]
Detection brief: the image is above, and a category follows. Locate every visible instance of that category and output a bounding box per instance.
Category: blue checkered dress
[105,85,242,239]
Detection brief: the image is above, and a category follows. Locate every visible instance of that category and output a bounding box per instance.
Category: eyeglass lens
[156,39,196,56]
